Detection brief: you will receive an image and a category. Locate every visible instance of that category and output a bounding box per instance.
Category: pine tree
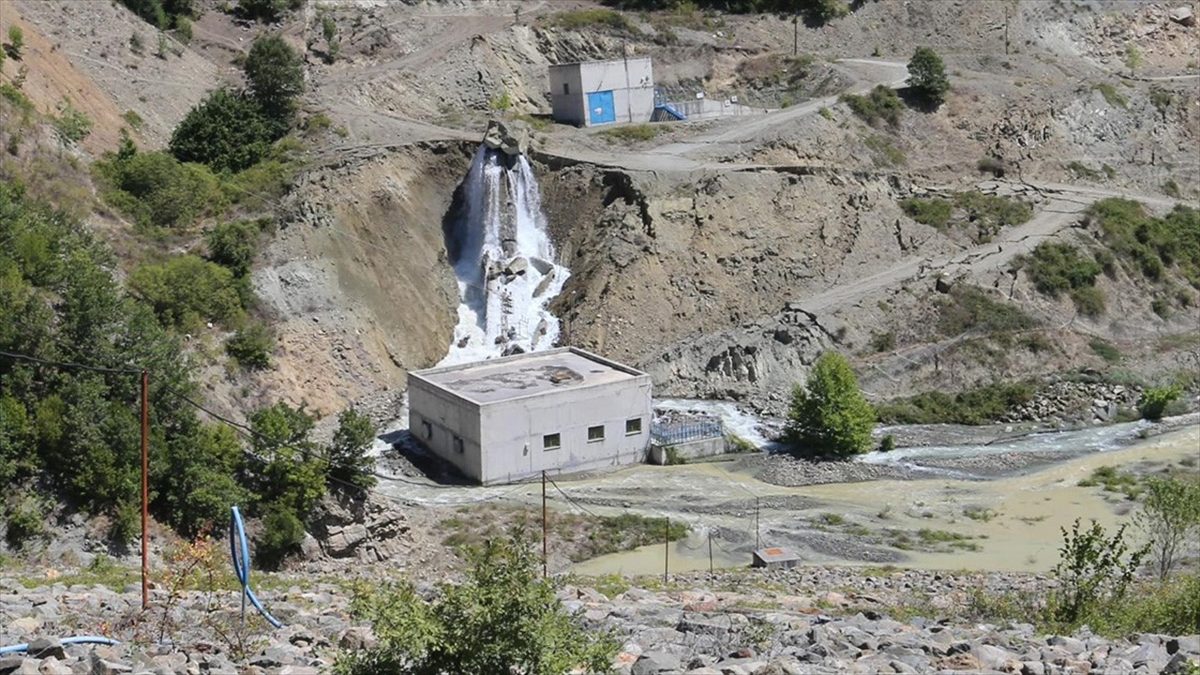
[907,46,950,106]
[785,352,876,457]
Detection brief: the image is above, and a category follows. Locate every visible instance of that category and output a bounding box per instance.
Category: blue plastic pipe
[229,506,283,628]
[0,636,120,655]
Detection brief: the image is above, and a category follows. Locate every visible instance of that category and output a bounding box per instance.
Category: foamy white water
[440,146,569,366]
[654,398,780,449]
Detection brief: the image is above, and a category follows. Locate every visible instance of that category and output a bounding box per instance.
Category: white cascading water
[439,145,569,366]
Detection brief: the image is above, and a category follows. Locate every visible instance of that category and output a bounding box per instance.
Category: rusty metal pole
[140,369,150,611]
[541,471,547,578]
[755,497,760,551]
[663,517,669,584]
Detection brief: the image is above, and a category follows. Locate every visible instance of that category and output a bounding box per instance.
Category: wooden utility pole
[1004,4,1010,56]
[663,518,669,584]
[793,14,799,57]
[541,471,548,578]
[708,531,713,574]
[140,370,150,611]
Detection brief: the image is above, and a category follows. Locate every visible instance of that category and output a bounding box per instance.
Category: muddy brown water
[570,427,1199,576]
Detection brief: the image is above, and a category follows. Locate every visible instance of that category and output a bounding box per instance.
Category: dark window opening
[543,433,561,450]
[588,425,605,442]
[625,418,642,435]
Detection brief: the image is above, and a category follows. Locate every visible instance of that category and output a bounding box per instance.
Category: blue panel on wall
[587,90,616,125]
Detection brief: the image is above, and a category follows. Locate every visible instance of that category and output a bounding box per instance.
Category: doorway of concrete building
[588,90,616,125]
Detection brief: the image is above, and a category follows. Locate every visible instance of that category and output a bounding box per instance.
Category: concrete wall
[548,64,585,126]
[407,376,483,482]
[648,436,727,465]
[477,374,653,484]
[550,58,655,127]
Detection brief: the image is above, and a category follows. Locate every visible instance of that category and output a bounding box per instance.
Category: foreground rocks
[1,567,1197,674]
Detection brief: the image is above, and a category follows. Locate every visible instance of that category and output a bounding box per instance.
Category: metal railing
[650,417,724,445]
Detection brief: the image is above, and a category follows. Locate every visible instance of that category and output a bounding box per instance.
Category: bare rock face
[1169,6,1195,26]
[482,119,529,156]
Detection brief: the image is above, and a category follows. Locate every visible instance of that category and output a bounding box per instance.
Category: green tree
[96,150,226,229]
[7,25,24,59]
[129,255,244,330]
[237,0,302,22]
[1135,475,1200,580]
[338,531,616,675]
[244,34,304,124]
[1047,519,1147,627]
[1138,385,1181,421]
[205,219,263,277]
[157,423,248,536]
[907,46,950,106]
[250,402,327,516]
[255,500,306,567]
[1124,43,1142,76]
[784,352,876,457]
[329,407,377,489]
[169,89,274,172]
[225,321,273,370]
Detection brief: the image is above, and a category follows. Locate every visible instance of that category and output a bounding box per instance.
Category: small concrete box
[751,547,801,569]
[548,57,654,127]
[408,348,653,485]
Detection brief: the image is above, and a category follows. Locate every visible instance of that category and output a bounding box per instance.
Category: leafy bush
[599,123,666,143]
[1138,385,1181,421]
[1088,198,1200,289]
[237,0,301,22]
[254,501,305,568]
[878,434,896,452]
[337,531,617,675]
[1088,337,1122,364]
[663,445,686,465]
[116,0,194,29]
[1134,475,1200,580]
[6,25,24,58]
[907,47,949,106]
[328,407,377,489]
[1019,242,1105,315]
[130,255,244,330]
[1093,83,1127,109]
[863,134,905,167]
[840,85,903,126]
[169,89,274,172]
[869,330,895,353]
[53,101,93,144]
[1046,519,1146,627]
[785,352,876,457]
[206,218,267,277]
[900,197,952,228]
[549,8,641,33]
[250,402,327,516]
[225,321,273,370]
[95,150,226,229]
[937,286,1037,337]
[976,156,1006,177]
[875,380,1035,425]
[3,492,47,549]
[244,34,304,123]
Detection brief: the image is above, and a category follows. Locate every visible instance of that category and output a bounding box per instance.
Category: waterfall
[439,145,570,366]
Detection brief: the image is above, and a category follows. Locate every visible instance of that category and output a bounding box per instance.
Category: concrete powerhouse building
[549,57,654,127]
[408,348,653,484]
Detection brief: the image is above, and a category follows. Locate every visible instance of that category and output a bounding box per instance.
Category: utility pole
[622,40,634,124]
[541,471,548,578]
[793,14,798,57]
[663,517,669,584]
[1004,4,1010,56]
[140,370,150,611]
[708,531,713,574]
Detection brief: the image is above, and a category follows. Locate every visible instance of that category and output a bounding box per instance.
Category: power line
[0,348,143,375]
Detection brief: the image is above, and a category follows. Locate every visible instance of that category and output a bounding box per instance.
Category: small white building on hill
[549,57,654,127]
[408,348,653,485]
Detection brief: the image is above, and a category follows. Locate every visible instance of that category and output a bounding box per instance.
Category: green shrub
[864,134,905,167]
[6,25,24,58]
[95,150,226,229]
[225,321,273,369]
[875,380,1035,425]
[122,109,144,130]
[1021,242,1101,297]
[53,101,93,144]
[3,492,47,549]
[1070,285,1106,317]
[907,46,949,106]
[726,434,756,453]
[841,85,903,126]
[663,445,686,465]
[878,434,895,452]
[1046,519,1146,627]
[549,8,641,34]
[950,191,1031,239]
[175,16,192,42]
[169,89,274,172]
[1067,161,1102,180]
[206,218,266,277]
[1087,198,1200,289]
[337,531,617,675]
[1093,83,1127,109]
[1134,475,1200,580]
[1162,179,1182,198]
[900,197,952,228]
[130,255,244,330]
[254,501,305,568]
[785,352,876,457]
[237,0,301,22]
[598,123,666,143]
[1089,337,1122,364]
[937,285,1037,337]
[1139,385,1181,421]
[869,330,896,352]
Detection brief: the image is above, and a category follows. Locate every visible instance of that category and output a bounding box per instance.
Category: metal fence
[650,417,724,445]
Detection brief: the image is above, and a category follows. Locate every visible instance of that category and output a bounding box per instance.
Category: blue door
[587,90,616,125]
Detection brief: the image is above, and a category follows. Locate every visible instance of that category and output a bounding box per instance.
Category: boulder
[632,651,682,674]
[503,257,529,276]
[1169,6,1195,26]
[24,640,63,661]
[482,119,529,156]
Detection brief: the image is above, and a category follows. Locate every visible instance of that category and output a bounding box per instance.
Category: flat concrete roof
[549,56,652,69]
[411,347,647,405]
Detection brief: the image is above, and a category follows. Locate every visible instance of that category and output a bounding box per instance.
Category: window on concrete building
[543,433,561,450]
[422,421,432,440]
[625,417,643,435]
[588,425,605,442]
[453,435,464,454]
[563,82,570,95]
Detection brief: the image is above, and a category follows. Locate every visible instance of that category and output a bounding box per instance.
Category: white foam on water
[440,146,569,366]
